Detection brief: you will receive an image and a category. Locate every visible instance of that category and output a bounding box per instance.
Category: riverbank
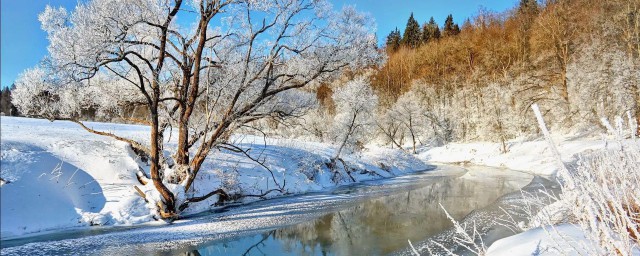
[418,135,639,176]
[0,116,429,239]
[419,134,640,255]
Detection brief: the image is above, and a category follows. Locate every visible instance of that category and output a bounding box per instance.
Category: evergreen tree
[385,27,402,52]
[431,18,441,39]
[443,14,460,37]
[422,17,440,43]
[422,22,430,43]
[402,13,422,48]
[518,0,539,15]
[0,85,15,116]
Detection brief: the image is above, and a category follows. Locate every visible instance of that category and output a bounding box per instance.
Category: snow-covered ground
[0,116,429,239]
[486,224,603,255]
[419,135,639,176]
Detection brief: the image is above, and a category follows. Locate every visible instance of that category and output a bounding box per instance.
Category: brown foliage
[373,0,636,104]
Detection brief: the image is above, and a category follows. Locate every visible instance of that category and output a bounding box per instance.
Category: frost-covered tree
[330,76,378,160]
[567,40,639,133]
[13,0,380,218]
[381,91,427,154]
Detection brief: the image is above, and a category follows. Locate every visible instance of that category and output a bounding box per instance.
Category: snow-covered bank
[420,133,640,255]
[486,224,603,255]
[419,135,640,176]
[487,224,639,255]
[0,116,429,239]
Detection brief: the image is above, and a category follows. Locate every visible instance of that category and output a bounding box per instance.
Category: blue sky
[1,0,517,88]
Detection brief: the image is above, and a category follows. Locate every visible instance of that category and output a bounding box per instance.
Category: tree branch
[54,118,151,156]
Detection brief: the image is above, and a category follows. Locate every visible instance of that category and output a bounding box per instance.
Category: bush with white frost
[568,148,640,254]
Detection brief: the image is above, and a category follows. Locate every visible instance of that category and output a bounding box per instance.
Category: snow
[0,116,430,239]
[486,224,604,255]
[419,135,639,176]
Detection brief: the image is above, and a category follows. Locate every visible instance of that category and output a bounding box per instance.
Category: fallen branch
[238,188,283,200]
[178,188,229,211]
[330,157,356,182]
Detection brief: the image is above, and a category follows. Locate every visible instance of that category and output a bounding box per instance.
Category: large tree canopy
[14,0,381,218]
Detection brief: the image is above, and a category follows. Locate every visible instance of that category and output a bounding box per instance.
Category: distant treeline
[1,85,18,116]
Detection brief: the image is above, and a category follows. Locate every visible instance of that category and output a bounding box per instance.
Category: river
[0,165,559,255]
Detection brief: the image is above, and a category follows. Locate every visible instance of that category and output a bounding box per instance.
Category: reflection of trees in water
[239,231,275,256]
[269,176,522,255]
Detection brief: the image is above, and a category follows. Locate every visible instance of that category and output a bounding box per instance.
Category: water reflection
[188,168,532,255]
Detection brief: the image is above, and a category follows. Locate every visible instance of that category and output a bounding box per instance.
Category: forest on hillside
[365,0,639,150]
[235,0,640,155]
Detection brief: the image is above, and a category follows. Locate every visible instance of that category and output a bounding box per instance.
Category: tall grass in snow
[570,149,640,255]
[533,103,640,255]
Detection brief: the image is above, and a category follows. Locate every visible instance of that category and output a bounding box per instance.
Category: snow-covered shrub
[408,81,454,145]
[376,89,426,152]
[424,205,488,256]
[383,90,429,153]
[213,169,241,194]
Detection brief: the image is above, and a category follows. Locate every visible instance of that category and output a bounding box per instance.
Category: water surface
[1,165,544,256]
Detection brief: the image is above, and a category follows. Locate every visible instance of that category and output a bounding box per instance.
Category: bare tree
[13,0,380,218]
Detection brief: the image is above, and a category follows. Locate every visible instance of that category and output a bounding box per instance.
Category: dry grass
[567,148,640,255]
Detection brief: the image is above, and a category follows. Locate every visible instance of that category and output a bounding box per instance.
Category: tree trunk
[185,121,230,192]
[408,116,417,154]
[334,112,358,160]
[176,117,190,166]
[150,102,176,217]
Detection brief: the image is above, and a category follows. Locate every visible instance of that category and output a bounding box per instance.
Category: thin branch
[218,142,285,191]
[54,118,151,155]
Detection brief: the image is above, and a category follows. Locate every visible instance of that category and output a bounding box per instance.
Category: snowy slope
[0,116,430,239]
